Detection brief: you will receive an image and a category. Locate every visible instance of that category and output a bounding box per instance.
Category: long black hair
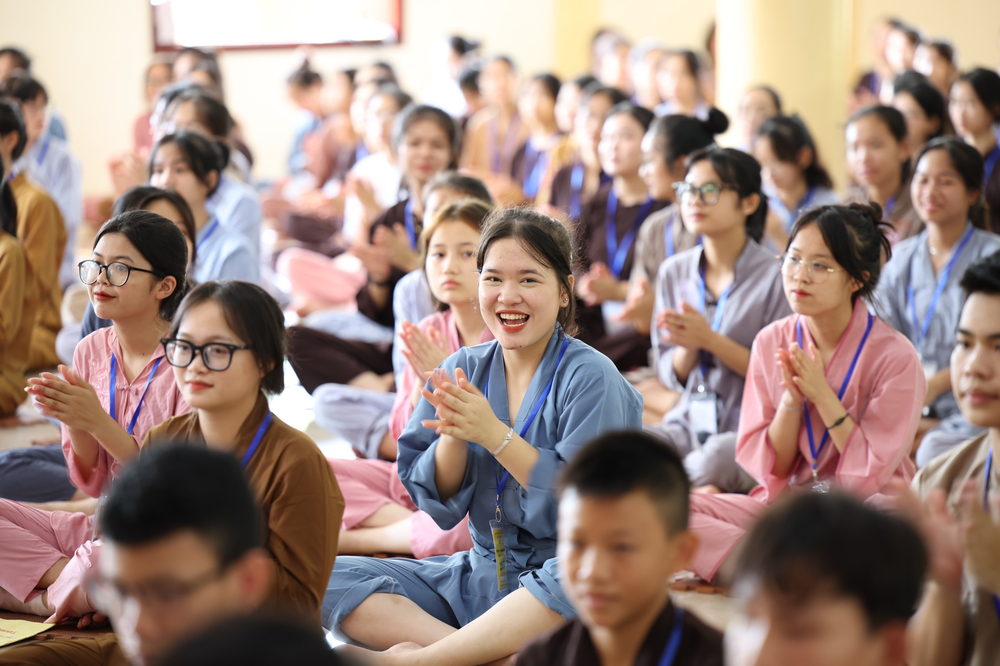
[913,137,988,229]
[755,115,834,189]
[0,99,25,236]
[149,131,230,197]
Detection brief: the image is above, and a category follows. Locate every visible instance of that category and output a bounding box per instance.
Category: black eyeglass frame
[160,338,253,372]
[77,260,164,287]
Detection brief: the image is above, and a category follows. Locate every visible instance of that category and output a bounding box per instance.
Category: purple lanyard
[486,113,522,175]
[522,141,549,199]
[240,411,273,468]
[983,447,1000,622]
[355,143,369,163]
[984,145,1000,186]
[36,135,51,165]
[884,195,897,220]
[605,189,654,280]
[569,163,585,219]
[197,219,220,253]
[907,226,974,356]
[484,337,570,521]
[108,355,162,436]
[403,199,417,250]
[796,313,873,471]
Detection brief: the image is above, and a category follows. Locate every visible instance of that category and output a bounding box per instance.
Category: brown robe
[0,231,36,415]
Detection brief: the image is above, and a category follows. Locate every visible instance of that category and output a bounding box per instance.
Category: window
[151,0,402,51]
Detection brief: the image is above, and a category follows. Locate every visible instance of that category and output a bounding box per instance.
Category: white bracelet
[492,427,515,456]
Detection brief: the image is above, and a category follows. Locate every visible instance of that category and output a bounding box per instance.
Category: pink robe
[0,327,189,620]
[690,299,925,580]
[333,309,492,558]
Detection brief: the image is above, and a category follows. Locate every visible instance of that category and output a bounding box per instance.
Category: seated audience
[906,249,1000,666]
[324,209,642,664]
[461,56,529,185]
[845,106,922,243]
[148,280,344,622]
[1,72,81,288]
[0,445,275,666]
[876,138,1000,466]
[0,98,65,370]
[725,492,927,666]
[517,429,723,666]
[688,203,925,583]
[509,73,563,203]
[650,147,792,493]
[286,61,326,177]
[0,211,189,620]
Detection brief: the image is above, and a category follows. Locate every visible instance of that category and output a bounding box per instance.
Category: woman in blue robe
[323,208,642,664]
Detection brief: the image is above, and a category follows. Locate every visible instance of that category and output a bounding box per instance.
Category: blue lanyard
[796,312,873,471]
[569,163,585,219]
[985,145,1000,186]
[355,143,368,163]
[108,355,163,436]
[665,211,703,258]
[907,226,974,357]
[696,263,733,381]
[657,607,685,666]
[522,142,550,199]
[983,447,1000,622]
[484,337,570,521]
[197,219,220,252]
[240,411,273,468]
[883,195,897,220]
[36,135,51,166]
[605,189,654,280]
[403,199,417,250]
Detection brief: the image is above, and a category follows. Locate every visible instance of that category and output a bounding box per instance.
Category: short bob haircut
[168,281,287,396]
[476,207,577,335]
[420,198,494,311]
[93,210,189,321]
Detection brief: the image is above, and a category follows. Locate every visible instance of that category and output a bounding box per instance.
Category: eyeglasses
[78,260,163,287]
[672,182,730,206]
[779,254,840,284]
[161,338,252,372]
[87,567,225,617]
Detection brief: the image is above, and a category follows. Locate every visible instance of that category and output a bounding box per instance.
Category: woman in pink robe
[0,212,190,621]
[331,200,493,558]
[689,202,926,582]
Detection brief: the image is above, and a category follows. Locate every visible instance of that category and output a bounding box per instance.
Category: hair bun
[702,107,729,136]
[211,139,231,172]
[847,201,883,226]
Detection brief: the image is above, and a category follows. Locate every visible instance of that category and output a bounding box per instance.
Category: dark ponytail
[149,131,230,196]
[755,115,834,189]
[0,100,24,237]
[788,203,893,303]
[0,98,27,161]
[648,108,728,165]
[93,210,190,321]
[914,137,988,229]
[685,146,767,243]
[0,158,16,237]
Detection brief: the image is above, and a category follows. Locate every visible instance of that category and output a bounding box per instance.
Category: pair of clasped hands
[398,321,499,447]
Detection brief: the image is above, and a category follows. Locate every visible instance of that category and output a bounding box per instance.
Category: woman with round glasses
[648,146,791,493]
[686,202,925,584]
[145,280,344,622]
[0,211,191,621]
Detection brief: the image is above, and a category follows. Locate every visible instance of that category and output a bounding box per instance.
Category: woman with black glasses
[0,211,190,621]
[145,280,344,622]
[648,147,791,493]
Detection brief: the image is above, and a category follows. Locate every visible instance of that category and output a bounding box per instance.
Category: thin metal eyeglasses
[671,182,731,206]
[161,338,252,372]
[87,566,226,616]
[78,260,163,288]
[778,254,840,284]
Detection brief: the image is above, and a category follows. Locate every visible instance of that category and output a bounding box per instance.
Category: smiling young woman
[324,208,642,666]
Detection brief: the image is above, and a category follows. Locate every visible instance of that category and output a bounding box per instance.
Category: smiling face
[782,223,860,316]
[911,148,978,227]
[479,237,569,353]
[599,112,644,178]
[87,232,170,322]
[951,292,1000,429]
[949,80,994,139]
[149,142,213,214]
[725,583,901,666]
[424,220,481,307]
[845,116,908,191]
[398,118,451,190]
[171,300,263,412]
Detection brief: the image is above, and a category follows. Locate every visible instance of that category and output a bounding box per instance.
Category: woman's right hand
[400,321,450,378]
[776,344,805,405]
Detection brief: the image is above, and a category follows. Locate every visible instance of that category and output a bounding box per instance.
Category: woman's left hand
[788,341,833,404]
[26,365,107,433]
[421,368,506,448]
[374,224,422,273]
